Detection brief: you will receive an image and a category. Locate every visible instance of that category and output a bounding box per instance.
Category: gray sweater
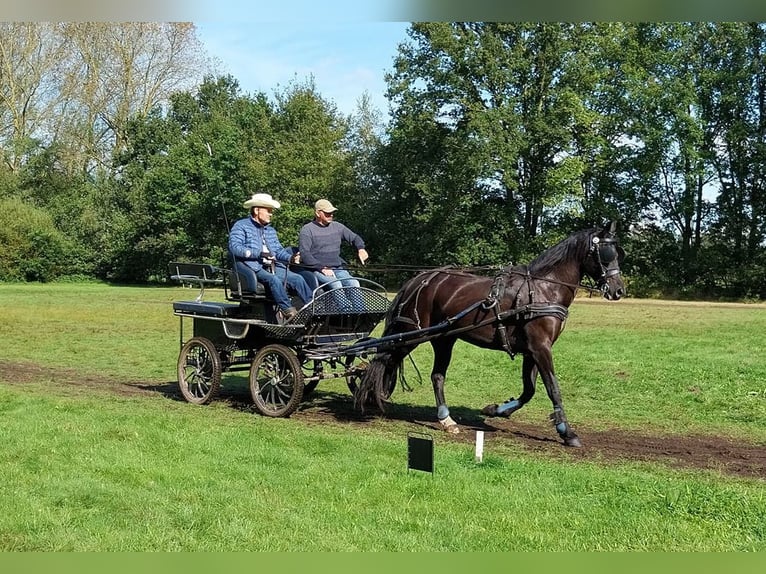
[298,220,365,270]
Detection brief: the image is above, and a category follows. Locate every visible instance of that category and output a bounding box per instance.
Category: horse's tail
[353,352,404,413]
[354,289,412,413]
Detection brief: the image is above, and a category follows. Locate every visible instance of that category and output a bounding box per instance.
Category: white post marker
[475,430,484,463]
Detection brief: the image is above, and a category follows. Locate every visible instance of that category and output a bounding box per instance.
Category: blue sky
[195,21,411,118]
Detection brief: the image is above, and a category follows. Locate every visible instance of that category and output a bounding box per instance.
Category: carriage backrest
[168,262,220,284]
[225,251,266,301]
[168,262,223,303]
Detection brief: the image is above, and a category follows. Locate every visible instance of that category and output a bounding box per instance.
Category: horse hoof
[481,404,499,416]
[439,417,460,434]
[564,436,583,448]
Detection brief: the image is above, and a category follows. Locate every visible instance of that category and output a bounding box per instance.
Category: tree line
[1,22,765,300]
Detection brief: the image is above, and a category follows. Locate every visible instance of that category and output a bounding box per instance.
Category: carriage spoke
[249,344,304,417]
[177,337,221,405]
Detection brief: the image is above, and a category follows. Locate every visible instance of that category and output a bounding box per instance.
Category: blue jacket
[228,217,296,272]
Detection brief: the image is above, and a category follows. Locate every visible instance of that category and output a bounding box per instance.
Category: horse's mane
[526,228,595,276]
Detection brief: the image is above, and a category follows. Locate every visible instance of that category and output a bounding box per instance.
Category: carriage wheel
[301,359,322,398]
[344,355,366,395]
[249,344,304,417]
[177,336,222,405]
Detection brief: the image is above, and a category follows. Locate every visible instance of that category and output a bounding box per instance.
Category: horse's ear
[603,220,617,235]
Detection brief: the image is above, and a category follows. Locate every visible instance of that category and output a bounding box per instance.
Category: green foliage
[4,24,766,301]
[376,22,766,299]
[0,161,21,199]
[104,75,354,281]
[378,22,632,270]
[0,197,78,281]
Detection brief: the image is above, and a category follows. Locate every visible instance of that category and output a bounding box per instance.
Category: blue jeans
[255,265,313,310]
[313,269,364,312]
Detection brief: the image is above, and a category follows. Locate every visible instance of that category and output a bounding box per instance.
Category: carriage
[169,261,391,417]
[169,222,625,447]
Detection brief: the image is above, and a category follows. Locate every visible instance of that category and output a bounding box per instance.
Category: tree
[0,196,77,281]
[0,23,69,173]
[699,24,766,261]
[336,92,386,262]
[379,23,612,267]
[266,77,354,237]
[57,22,211,175]
[0,23,211,178]
[609,23,718,285]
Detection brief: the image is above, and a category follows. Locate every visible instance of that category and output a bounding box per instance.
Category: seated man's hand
[358,249,369,265]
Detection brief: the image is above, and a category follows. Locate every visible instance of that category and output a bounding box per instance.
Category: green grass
[0,283,765,551]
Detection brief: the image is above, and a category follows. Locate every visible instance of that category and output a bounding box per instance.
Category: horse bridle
[590,235,624,295]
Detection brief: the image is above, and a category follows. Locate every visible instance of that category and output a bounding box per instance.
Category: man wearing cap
[298,199,369,310]
[229,193,313,321]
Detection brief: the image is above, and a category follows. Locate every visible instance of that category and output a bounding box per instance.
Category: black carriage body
[169,261,390,417]
[174,301,266,347]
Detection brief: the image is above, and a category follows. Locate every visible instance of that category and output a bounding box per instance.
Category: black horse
[353,221,625,447]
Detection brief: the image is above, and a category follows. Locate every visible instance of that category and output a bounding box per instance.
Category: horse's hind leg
[482,354,538,418]
[431,338,459,434]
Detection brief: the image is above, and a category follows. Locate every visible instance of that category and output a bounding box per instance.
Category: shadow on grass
[135,377,506,436]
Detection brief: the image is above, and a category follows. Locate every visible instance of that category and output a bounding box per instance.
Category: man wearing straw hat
[229,193,313,321]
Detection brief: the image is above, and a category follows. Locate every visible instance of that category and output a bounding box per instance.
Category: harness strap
[392,268,453,329]
[497,302,569,323]
[481,276,515,355]
[494,312,514,357]
[379,268,569,357]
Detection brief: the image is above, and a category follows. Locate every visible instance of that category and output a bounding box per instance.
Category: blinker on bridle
[590,236,622,293]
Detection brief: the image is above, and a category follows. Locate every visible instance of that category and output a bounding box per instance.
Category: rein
[366,298,568,355]
[347,263,505,274]
[354,262,604,296]
[503,267,605,297]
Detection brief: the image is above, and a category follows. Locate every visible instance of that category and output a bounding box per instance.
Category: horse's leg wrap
[550,408,567,434]
[550,408,582,447]
[438,415,459,433]
[481,397,521,418]
[496,397,520,416]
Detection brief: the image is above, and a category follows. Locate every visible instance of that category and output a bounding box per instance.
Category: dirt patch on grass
[2,359,764,481]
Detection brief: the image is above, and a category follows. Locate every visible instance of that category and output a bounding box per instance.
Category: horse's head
[584,221,625,301]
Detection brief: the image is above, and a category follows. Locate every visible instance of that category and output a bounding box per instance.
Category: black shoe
[282,306,298,321]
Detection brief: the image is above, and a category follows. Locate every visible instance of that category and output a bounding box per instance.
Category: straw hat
[243,193,281,209]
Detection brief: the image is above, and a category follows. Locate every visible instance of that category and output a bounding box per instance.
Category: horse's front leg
[431,339,459,434]
[481,354,537,418]
[533,348,582,448]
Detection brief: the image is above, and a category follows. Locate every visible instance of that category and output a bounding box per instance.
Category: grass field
[0,283,765,551]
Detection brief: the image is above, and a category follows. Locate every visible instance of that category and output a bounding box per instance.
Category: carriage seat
[172,300,243,317]
[227,258,266,300]
[168,262,222,286]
